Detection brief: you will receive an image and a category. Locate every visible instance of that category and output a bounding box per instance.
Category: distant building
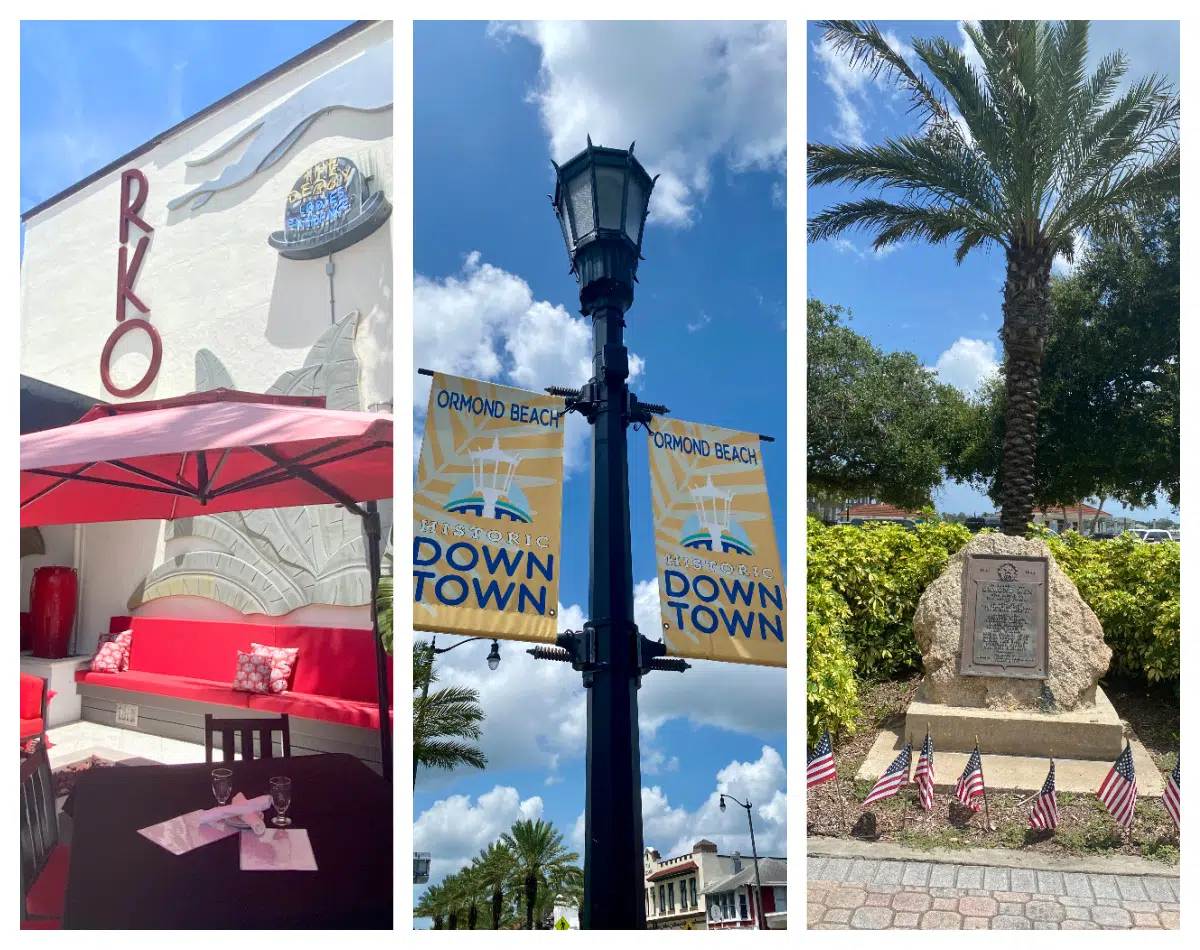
[703,855,787,930]
[1032,504,1113,536]
[643,840,786,930]
[844,502,921,522]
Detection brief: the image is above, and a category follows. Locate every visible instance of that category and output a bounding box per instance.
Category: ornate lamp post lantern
[534,138,687,930]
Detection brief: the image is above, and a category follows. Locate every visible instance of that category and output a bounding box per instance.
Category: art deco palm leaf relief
[130,311,393,615]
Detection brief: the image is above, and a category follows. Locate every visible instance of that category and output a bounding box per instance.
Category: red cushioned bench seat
[75,616,393,735]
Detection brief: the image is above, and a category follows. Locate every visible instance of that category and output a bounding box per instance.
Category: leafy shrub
[806,572,858,745]
[1038,530,1180,683]
[807,517,971,681]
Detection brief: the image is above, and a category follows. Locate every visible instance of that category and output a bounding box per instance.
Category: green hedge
[1038,529,1180,683]
[805,519,1180,744]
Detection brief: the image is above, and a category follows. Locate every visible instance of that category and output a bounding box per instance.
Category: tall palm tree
[808,20,1179,535]
[440,871,463,930]
[413,638,487,787]
[501,818,580,930]
[474,840,517,930]
[414,881,448,930]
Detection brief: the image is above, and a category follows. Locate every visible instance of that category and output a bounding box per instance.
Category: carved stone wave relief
[127,311,394,616]
[169,39,393,213]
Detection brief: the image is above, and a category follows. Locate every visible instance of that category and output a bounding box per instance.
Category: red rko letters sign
[101,169,162,398]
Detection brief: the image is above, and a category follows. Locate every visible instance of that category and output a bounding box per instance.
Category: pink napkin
[240,828,318,871]
[138,811,238,855]
[197,793,271,829]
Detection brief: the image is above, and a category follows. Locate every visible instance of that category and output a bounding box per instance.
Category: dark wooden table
[62,753,392,929]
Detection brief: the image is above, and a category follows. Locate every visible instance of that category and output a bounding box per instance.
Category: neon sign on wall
[268,156,390,260]
[101,169,162,398]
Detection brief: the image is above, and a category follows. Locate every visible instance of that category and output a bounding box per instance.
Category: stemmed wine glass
[269,776,292,827]
[211,768,233,806]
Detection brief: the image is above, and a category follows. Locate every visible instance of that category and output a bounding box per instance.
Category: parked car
[1138,529,1175,543]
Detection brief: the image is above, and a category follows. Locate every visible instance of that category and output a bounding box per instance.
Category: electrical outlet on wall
[115,703,138,727]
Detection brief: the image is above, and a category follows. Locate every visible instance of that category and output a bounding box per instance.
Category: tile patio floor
[46,720,216,770]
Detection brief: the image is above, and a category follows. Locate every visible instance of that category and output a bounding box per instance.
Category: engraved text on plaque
[960,554,1049,679]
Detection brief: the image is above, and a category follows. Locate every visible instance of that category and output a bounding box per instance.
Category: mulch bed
[808,673,1180,865]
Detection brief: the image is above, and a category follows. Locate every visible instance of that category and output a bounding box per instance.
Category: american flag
[1097,742,1138,828]
[807,729,837,789]
[914,732,935,810]
[863,743,911,807]
[1163,759,1179,831]
[955,745,984,811]
[1030,761,1059,829]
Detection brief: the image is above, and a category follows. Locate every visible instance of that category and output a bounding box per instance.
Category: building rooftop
[702,857,787,894]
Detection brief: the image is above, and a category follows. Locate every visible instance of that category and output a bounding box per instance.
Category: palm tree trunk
[526,874,538,930]
[998,235,1054,536]
[448,910,458,930]
[468,901,478,930]
[433,915,444,931]
[493,886,503,930]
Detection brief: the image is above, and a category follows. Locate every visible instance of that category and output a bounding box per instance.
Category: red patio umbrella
[20,389,394,779]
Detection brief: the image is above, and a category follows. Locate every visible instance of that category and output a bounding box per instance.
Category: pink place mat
[138,810,239,855]
[239,828,318,871]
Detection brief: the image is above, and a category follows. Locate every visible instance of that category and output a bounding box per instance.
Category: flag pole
[900,733,912,836]
[830,729,850,834]
[925,723,932,828]
[975,734,995,832]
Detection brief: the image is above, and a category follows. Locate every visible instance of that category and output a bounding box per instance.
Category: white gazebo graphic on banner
[443,437,534,523]
[679,476,754,556]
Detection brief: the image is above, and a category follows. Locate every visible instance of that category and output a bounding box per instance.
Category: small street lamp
[720,794,766,929]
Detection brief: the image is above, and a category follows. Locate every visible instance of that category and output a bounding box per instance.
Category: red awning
[20,389,392,527]
[648,861,698,882]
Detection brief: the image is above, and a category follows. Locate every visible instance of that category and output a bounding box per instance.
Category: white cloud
[648,745,788,860]
[830,236,899,261]
[565,744,787,870]
[633,579,787,738]
[686,311,711,333]
[416,578,786,791]
[642,747,680,775]
[812,28,916,148]
[413,252,644,471]
[414,785,545,886]
[491,20,785,227]
[934,337,999,395]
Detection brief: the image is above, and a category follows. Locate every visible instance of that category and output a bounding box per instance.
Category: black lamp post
[720,794,766,929]
[532,138,688,930]
[414,635,501,788]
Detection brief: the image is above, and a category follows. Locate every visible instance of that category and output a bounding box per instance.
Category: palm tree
[440,871,463,930]
[376,574,393,655]
[474,840,517,930]
[501,818,580,930]
[808,20,1179,535]
[414,881,447,930]
[413,638,487,787]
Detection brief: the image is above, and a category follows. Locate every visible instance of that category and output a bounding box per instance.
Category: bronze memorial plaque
[959,554,1049,679]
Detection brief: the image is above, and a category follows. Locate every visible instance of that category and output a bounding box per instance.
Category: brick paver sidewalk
[808,856,1179,930]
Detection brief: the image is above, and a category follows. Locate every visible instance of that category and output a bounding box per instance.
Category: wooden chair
[204,714,291,763]
[20,741,69,923]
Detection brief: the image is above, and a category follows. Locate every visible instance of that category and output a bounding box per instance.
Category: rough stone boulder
[913,533,1111,711]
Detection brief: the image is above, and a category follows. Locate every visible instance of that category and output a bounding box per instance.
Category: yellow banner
[648,419,786,667]
[414,373,565,643]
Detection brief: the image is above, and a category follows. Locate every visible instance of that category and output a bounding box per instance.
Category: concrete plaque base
[855,723,1162,796]
[903,683,1124,761]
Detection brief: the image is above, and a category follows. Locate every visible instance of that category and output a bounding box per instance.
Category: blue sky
[413,21,787,923]
[807,20,1181,522]
[20,21,355,217]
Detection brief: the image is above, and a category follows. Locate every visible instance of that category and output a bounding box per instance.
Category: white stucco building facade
[20,21,393,654]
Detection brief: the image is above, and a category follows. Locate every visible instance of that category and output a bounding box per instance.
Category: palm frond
[818,20,957,130]
[416,739,488,772]
[809,197,1004,259]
